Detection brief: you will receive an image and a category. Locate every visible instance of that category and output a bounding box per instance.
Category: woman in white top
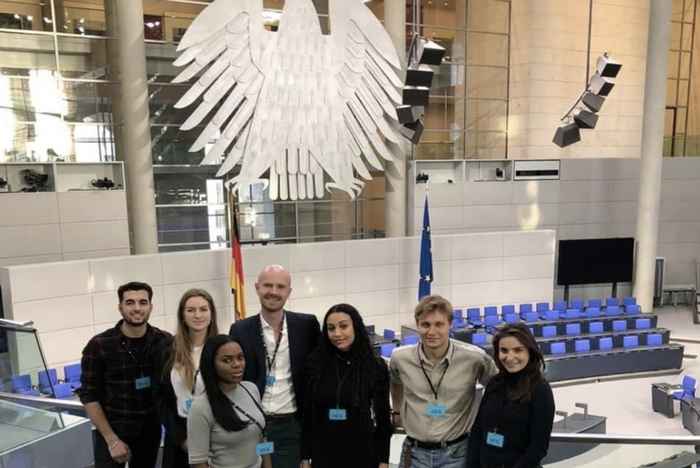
[159,288,219,468]
[187,335,272,468]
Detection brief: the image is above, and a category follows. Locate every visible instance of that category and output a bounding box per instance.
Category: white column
[633,0,672,312]
[384,0,408,237]
[111,0,159,254]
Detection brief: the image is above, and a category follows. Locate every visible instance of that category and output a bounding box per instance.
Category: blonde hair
[414,295,454,323]
[168,289,219,389]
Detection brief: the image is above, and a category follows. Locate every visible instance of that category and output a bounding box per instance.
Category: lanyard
[334,355,352,408]
[260,313,285,372]
[417,344,451,401]
[191,369,200,395]
[233,384,267,437]
[121,337,151,374]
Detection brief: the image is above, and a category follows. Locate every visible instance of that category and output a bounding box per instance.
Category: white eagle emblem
[172,0,406,200]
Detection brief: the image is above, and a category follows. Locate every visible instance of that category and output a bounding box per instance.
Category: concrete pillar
[109,0,159,253]
[384,0,408,237]
[633,0,672,312]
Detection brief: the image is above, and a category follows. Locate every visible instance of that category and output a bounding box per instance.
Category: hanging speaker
[400,119,425,144]
[397,105,424,124]
[552,123,581,148]
[590,72,615,96]
[574,109,599,129]
[596,54,622,78]
[582,91,605,113]
[402,86,430,106]
[406,65,434,88]
[417,39,446,66]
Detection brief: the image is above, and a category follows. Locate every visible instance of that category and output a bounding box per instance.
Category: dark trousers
[93,418,161,468]
[265,415,301,468]
[161,440,188,468]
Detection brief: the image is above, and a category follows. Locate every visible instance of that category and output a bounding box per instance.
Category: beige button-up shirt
[389,339,498,443]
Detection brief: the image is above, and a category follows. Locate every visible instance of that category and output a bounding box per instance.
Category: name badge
[426,402,447,418]
[266,375,276,386]
[328,408,347,421]
[486,431,505,448]
[184,398,193,414]
[256,441,274,456]
[135,376,151,390]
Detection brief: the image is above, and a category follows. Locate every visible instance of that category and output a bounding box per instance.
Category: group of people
[78,264,555,468]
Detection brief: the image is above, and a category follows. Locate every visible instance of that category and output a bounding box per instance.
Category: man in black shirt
[78,281,172,468]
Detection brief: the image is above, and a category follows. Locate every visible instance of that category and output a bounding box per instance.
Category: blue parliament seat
[575,339,591,353]
[672,375,696,401]
[536,302,549,312]
[563,309,582,320]
[64,363,82,390]
[544,310,560,321]
[635,318,651,330]
[484,314,502,330]
[524,312,540,323]
[380,343,397,358]
[589,321,604,334]
[588,298,602,308]
[623,335,639,348]
[542,325,557,338]
[11,374,40,396]
[484,306,498,317]
[605,305,622,317]
[472,332,488,346]
[383,329,396,340]
[467,308,482,326]
[550,342,567,355]
[612,320,627,332]
[570,298,584,310]
[647,333,663,346]
[585,307,601,319]
[554,300,567,311]
[502,304,516,316]
[606,297,620,307]
[565,323,582,336]
[625,304,641,315]
[38,368,58,394]
[623,296,637,306]
[519,304,533,318]
[401,334,419,345]
[503,313,519,324]
[599,337,613,351]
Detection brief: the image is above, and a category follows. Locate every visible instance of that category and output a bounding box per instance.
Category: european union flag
[418,193,433,300]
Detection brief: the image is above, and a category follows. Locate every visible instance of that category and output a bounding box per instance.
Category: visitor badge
[134,376,151,390]
[328,408,347,421]
[426,402,446,418]
[266,375,276,386]
[256,441,274,455]
[486,431,504,448]
[184,398,193,414]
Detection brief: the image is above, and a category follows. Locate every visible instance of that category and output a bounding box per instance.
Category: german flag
[230,191,246,320]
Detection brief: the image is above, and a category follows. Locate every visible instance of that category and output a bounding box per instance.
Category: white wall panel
[0,193,59,226]
[57,191,128,223]
[61,221,130,253]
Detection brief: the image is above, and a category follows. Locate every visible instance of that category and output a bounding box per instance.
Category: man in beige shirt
[390,295,498,468]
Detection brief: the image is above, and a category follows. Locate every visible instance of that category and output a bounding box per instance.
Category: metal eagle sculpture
[172,0,406,200]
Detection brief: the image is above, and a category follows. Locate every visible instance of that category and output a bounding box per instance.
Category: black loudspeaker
[552,123,581,148]
[417,39,446,65]
[402,86,430,106]
[590,73,615,96]
[401,119,425,144]
[596,55,622,78]
[396,105,424,124]
[574,109,599,129]
[582,91,605,113]
[406,65,434,88]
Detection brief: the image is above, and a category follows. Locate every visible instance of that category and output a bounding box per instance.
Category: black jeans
[93,418,161,468]
[265,414,302,468]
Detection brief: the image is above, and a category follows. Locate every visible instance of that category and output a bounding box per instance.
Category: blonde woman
[159,289,219,468]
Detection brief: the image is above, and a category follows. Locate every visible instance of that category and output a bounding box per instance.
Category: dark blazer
[229,310,321,417]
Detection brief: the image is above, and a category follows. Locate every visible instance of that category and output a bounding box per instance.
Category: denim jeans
[398,436,468,468]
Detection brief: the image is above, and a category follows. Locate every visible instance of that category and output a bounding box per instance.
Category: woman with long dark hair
[300,304,392,468]
[466,323,555,468]
[159,289,219,467]
[187,335,272,468]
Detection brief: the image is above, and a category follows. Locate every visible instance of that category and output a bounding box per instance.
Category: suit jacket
[229,310,321,417]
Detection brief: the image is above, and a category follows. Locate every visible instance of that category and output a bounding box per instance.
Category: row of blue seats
[7,363,81,399]
[544,332,664,355]
[468,326,666,348]
[454,304,641,329]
